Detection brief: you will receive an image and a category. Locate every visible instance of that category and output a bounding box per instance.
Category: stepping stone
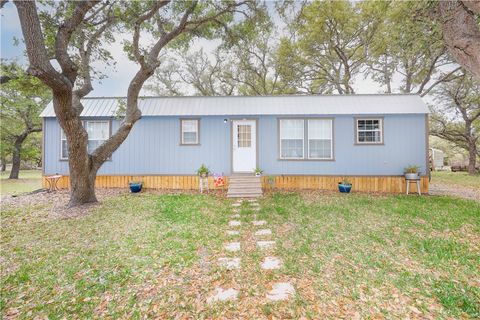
[207,287,239,303]
[230,214,240,218]
[261,256,282,270]
[218,257,241,270]
[255,229,272,236]
[257,240,275,250]
[229,220,241,227]
[266,282,295,301]
[226,230,240,236]
[232,203,241,207]
[252,207,260,211]
[253,220,266,226]
[247,199,257,203]
[224,242,240,252]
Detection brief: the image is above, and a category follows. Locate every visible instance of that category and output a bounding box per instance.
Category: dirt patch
[429,183,480,202]
[1,188,228,219]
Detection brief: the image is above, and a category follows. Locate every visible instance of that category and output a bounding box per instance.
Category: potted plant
[129,181,143,193]
[254,167,264,177]
[338,178,352,193]
[404,165,420,180]
[267,175,275,188]
[196,164,210,178]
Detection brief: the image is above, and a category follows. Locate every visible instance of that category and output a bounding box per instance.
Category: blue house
[40,94,429,194]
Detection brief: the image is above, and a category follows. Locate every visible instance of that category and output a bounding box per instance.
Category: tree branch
[55,1,99,82]
[13,1,69,91]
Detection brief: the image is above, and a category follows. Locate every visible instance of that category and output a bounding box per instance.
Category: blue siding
[43,114,427,176]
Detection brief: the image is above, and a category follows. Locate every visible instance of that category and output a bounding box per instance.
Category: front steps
[227,175,263,198]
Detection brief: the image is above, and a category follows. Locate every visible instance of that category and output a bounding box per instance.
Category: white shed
[429,148,445,170]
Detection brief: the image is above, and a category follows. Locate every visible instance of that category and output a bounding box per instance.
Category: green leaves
[0,61,50,164]
[276,0,374,94]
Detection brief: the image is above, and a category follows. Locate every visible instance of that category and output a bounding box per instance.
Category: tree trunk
[54,93,100,207]
[439,1,480,80]
[467,139,478,175]
[9,135,27,179]
[68,164,98,206]
[1,157,6,172]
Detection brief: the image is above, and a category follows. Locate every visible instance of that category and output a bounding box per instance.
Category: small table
[199,176,208,193]
[405,178,421,195]
[45,175,62,192]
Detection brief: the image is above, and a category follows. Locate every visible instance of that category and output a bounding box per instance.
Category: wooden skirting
[42,175,228,190]
[261,175,428,193]
[43,175,428,194]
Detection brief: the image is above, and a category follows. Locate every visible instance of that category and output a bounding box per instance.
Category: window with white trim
[356,118,383,144]
[60,129,68,159]
[85,121,110,152]
[279,119,304,159]
[181,119,199,145]
[60,120,110,159]
[308,119,333,159]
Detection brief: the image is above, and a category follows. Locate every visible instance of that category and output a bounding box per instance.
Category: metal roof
[40,94,429,117]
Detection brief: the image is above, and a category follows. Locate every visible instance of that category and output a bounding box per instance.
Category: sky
[1,1,385,97]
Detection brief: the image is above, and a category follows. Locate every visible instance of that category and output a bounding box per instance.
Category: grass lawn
[431,171,480,190]
[0,170,42,196]
[1,191,479,318]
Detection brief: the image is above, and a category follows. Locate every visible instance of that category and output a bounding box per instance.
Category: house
[40,94,429,194]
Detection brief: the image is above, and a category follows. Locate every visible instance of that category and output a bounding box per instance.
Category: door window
[237,124,251,148]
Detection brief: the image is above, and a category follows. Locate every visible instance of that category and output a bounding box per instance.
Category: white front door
[232,120,256,173]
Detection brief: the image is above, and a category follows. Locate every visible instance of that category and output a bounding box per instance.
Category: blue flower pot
[129,182,143,193]
[338,183,352,193]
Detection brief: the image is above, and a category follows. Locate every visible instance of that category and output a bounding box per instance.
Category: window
[60,129,68,159]
[181,119,199,145]
[279,118,334,160]
[237,124,251,147]
[60,120,110,159]
[308,119,333,159]
[85,121,110,152]
[280,119,304,159]
[356,118,383,144]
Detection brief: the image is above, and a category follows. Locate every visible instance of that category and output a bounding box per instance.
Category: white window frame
[307,118,334,160]
[85,120,110,153]
[60,128,68,160]
[60,120,111,160]
[279,119,305,159]
[180,118,200,145]
[355,118,383,145]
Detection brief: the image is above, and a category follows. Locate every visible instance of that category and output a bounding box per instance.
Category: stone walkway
[207,198,295,304]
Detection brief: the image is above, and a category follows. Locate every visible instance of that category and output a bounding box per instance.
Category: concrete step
[228,183,262,188]
[227,189,262,194]
[227,175,263,198]
[227,193,262,198]
[229,178,261,182]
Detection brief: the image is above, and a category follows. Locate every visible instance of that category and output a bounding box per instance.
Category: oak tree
[0,62,50,179]
[431,70,480,174]
[276,0,379,94]
[365,0,461,96]
[14,0,254,206]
